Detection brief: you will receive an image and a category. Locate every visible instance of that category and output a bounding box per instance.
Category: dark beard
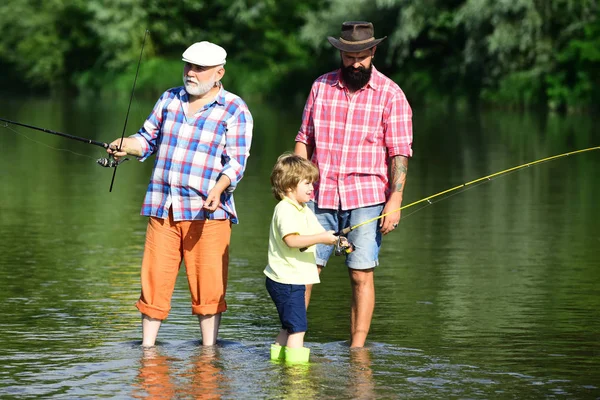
[340,62,372,92]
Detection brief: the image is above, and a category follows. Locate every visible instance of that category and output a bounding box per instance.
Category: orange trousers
[135,213,232,320]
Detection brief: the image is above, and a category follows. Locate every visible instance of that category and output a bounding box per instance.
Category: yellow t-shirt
[263,197,324,285]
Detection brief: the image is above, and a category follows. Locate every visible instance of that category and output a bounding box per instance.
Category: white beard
[183,74,216,96]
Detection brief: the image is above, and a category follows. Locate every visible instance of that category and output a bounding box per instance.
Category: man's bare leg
[198,313,221,346]
[348,268,375,348]
[142,314,162,347]
[305,266,323,309]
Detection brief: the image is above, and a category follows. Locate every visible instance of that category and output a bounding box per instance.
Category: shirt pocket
[194,120,227,157]
[354,104,384,146]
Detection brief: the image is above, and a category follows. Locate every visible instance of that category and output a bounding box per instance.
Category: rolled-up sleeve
[384,91,413,158]
[132,93,167,161]
[220,100,253,190]
[295,86,316,146]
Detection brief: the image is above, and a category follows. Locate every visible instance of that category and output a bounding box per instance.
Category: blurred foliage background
[0,0,597,112]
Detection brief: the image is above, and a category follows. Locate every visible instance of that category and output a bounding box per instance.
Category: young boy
[264,153,338,363]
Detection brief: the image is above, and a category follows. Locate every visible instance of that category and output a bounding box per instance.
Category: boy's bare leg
[275,329,289,346]
[286,332,306,348]
[198,313,221,346]
[305,266,323,308]
[349,268,375,348]
[141,314,162,347]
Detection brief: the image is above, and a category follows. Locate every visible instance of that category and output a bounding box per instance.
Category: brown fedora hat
[327,21,387,52]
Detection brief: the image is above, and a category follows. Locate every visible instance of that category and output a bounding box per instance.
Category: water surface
[0,97,599,398]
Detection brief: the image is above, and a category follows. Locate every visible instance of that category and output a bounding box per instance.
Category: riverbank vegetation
[0,0,597,112]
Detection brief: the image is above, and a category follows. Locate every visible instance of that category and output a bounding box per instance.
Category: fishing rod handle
[339,227,352,235]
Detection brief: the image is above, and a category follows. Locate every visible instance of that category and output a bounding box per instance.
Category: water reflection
[133,347,176,399]
[348,348,375,400]
[187,346,225,399]
[134,345,226,399]
[281,364,317,399]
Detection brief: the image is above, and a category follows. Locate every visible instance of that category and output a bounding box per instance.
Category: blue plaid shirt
[132,86,253,223]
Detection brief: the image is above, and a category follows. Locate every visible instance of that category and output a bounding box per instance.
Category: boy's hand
[322,230,338,245]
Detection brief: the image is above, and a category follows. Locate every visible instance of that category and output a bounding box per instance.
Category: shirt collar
[333,65,380,91]
[282,196,306,211]
[214,85,226,106]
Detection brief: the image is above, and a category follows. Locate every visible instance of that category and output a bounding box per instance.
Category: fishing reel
[298,233,354,254]
[96,156,129,168]
[334,235,354,256]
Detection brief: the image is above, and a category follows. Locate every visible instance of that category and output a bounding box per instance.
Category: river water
[0,96,598,399]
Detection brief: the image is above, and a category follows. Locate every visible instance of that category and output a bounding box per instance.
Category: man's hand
[107,139,126,160]
[203,187,223,212]
[106,137,143,160]
[381,155,408,235]
[380,198,401,235]
[203,175,232,213]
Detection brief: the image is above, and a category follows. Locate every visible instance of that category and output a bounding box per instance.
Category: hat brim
[327,36,386,52]
[181,57,226,67]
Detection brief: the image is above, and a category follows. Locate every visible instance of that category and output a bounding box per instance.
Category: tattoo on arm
[390,156,408,193]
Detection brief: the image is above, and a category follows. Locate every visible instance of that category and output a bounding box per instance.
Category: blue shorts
[307,201,383,270]
[265,277,307,333]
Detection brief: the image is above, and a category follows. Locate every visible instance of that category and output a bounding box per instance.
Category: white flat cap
[182,41,227,66]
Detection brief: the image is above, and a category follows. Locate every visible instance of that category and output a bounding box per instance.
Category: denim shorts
[265,277,307,333]
[307,201,383,270]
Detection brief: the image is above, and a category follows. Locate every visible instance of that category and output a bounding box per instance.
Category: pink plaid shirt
[295,66,413,210]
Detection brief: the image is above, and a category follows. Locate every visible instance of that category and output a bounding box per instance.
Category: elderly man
[295,21,413,347]
[108,41,253,347]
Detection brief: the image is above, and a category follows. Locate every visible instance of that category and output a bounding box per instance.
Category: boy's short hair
[270,153,320,200]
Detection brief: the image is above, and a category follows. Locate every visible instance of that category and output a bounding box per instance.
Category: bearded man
[294,21,413,347]
[108,41,253,347]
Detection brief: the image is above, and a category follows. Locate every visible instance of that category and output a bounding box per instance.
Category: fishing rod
[300,146,600,254]
[344,146,600,235]
[0,116,128,168]
[0,117,109,149]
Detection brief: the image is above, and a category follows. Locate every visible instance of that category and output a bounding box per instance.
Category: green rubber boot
[284,346,310,364]
[270,344,285,361]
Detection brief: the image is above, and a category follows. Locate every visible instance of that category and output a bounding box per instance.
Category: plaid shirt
[132,86,253,223]
[295,66,413,210]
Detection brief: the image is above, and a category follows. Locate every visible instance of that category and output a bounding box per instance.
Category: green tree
[301,0,598,111]
[544,1,599,111]
[0,0,97,92]
[0,0,597,110]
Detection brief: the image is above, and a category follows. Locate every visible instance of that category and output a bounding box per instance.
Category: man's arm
[295,84,317,160]
[380,155,408,235]
[294,141,314,160]
[220,101,253,191]
[107,137,143,159]
[107,91,171,160]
